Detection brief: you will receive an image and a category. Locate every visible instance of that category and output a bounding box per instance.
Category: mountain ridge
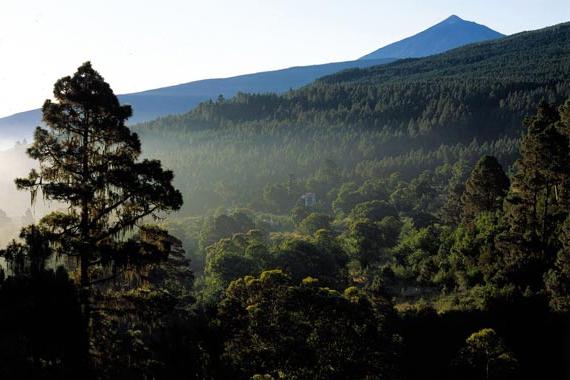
[326,21,568,86]
[149,21,569,141]
[359,15,504,60]
[133,21,569,214]
[0,58,394,146]
[0,15,506,146]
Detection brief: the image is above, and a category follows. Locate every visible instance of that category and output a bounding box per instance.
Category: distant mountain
[359,15,504,60]
[0,14,504,146]
[0,59,394,145]
[155,21,569,142]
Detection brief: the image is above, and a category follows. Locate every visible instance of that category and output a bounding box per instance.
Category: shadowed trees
[5,63,185,377]
[0,268,88,379]
[460,156,509,225]
[498,101,570,291]
[15,62,183,291]
[217,270,399,379]
[451,328,518,380]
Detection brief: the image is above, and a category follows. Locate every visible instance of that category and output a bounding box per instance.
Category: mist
[0,143,52,246]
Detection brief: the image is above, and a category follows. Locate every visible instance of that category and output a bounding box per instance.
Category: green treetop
[15,62,183,288]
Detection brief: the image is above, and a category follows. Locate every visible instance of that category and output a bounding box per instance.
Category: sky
[0,0,568,118]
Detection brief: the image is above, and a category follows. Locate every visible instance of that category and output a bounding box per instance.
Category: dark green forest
[0,21,569,380]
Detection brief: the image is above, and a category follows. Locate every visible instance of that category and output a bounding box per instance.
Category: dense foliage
[1,22,569,380]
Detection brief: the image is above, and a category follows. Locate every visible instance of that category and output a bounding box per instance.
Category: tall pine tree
[498,101,570,291]
[544,98,570,311]
[16,62,183,290]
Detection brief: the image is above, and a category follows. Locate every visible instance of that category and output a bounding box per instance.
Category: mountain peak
[359,16,504,60]
[444,15,463,22]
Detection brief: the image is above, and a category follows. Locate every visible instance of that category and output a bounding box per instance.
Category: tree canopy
[15,62,183,287]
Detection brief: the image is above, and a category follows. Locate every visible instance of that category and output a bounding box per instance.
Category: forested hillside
[129,23,570,375]
[0,14,504,145]
[1,20,569,379]
[137,22,570,215]
[0,58,395,144]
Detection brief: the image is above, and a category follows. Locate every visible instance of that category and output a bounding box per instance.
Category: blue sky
[0,0,568,117]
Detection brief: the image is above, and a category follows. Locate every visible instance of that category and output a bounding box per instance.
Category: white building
[300,192,317,207]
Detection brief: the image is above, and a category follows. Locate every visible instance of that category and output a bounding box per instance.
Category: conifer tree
[460,156,510,224]
[507,101,568,243]
[545,216,570,312]
[498,101,570,290]
[441,182,465,226]
[15,62,183,290]
[558,98,570,139]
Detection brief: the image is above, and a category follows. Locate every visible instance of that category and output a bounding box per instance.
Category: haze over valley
[0,3,569,378]
[0,14,509,230]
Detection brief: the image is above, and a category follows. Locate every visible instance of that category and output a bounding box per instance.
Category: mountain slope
[134,21,569,214]
[118,58,395,123]
[0,58,394,145]
[334,22,568,85]
[170,21,569,138]
[360,15,504,60]
[0,15,505,146]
